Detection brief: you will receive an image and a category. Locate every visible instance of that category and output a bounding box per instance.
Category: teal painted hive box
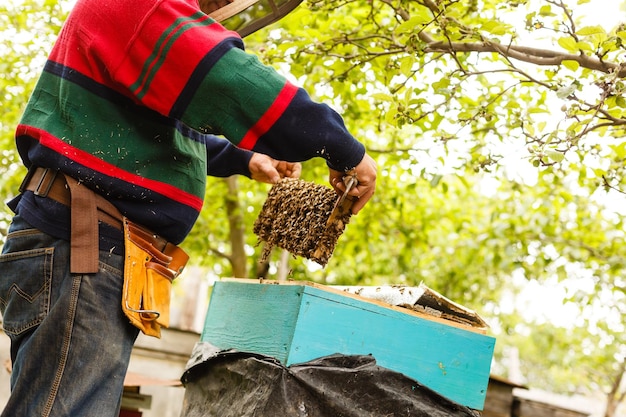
[200,279,495,410]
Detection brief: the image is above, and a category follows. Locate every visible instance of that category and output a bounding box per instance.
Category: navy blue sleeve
[252,89,366,172]
[204,134,253,178]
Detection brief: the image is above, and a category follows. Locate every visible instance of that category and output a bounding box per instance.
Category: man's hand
[249,153,302,184]
[329,153,377,214]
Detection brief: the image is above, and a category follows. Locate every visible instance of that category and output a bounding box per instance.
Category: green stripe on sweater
[181,48,288,143]
[21,71,207,197]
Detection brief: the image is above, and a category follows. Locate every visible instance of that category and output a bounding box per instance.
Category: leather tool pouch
[122,217,189,338]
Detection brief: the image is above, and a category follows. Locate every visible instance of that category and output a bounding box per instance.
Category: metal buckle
[18,166,59,196]
[33,168,58,197]
[18,166,36,194]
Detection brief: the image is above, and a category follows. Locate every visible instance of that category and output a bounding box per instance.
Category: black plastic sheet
[180,344,480,417]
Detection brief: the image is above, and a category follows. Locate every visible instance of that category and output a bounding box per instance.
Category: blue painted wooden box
[200,279,495,410]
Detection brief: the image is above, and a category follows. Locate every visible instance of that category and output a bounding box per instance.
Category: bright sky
[579,0,626,29]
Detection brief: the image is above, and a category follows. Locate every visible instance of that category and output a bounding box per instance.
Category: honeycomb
[253,178,352,266]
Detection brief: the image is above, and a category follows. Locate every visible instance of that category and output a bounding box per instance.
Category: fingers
[276,160,302,179]
[329,169,346,194]
[328,153,377,215]
[251,151,377,216]
[249,153,301,184]
[249,153,279,183]
[347,153,377,214]
[289,162,302,179]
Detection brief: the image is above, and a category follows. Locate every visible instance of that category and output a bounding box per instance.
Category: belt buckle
[34,168,58,197]
[18,166,36,194]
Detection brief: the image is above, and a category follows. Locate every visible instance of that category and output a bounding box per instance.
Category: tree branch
[208,246,232,261]
[419,34,626,77]
[602,176,626,195]
[409,0,626,76]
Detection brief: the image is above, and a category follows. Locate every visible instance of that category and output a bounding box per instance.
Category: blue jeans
[0,215,139,417]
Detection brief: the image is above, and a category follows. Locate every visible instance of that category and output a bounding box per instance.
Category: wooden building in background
[483,375,592,417]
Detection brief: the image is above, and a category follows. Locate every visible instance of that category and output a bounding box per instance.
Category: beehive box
[200,279,495,410]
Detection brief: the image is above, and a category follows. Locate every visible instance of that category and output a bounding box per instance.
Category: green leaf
[527,106,550,114]
[610,142,626,159]
[432,77,450,91]
[605,96,617,109]
[575,41,593,52]
[562,60,580,71]
[538,5,553,16]
[556,84,577,99]
[395,10,432,34]
[538,121,547,132]
[399,56,415,77]
[371,93,395,102]
[558,37,578,52]
[481,20,508,36]
[384,107,398,125]
[546,150,564,163]
[576,25,605,36]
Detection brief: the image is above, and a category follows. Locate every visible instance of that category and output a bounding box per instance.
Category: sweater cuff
[325,140,366,173]
[206,135,253,178]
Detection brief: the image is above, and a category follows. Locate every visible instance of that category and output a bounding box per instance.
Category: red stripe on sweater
[130,13,214,97]
[238,82,299,150]
[20,126,204,212]
[133,19,234,114]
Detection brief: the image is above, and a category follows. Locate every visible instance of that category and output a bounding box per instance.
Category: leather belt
[20,167,123,231]
[19,166,169,272]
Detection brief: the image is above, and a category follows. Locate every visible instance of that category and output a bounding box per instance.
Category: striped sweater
[13,0,365,245]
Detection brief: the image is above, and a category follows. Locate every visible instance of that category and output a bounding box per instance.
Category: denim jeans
[0,215,139,417]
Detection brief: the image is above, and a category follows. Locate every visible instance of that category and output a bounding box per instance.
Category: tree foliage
[245,0,626,413]
[1,0,625,414]
[0,0,69,236]
[261,0,626,184]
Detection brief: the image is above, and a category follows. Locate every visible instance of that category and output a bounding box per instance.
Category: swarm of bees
[253,178,352,266]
